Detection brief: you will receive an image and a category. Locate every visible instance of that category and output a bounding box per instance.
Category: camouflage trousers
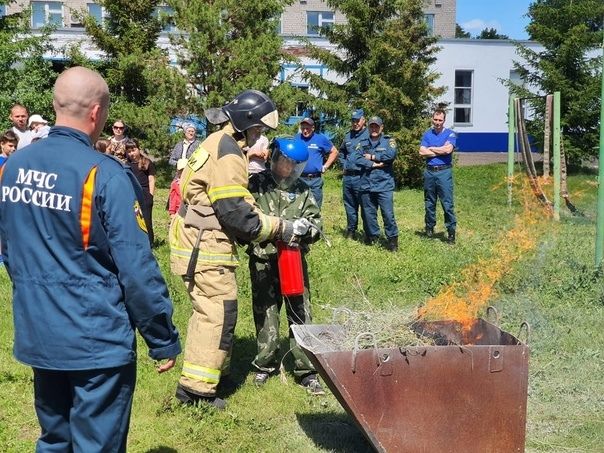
[249,255,315,377]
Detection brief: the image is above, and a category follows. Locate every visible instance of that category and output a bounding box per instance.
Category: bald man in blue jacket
[0,67,181,452]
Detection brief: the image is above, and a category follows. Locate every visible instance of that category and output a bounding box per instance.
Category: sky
[456,0,532,40]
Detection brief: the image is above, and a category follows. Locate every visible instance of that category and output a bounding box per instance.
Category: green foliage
[305,0,444,188]
[455,23,471,38]
[75,0,189,157]
[508,0,603,161]
[0,4,56,130]
[476,27,509,39]
[169,0,295,116]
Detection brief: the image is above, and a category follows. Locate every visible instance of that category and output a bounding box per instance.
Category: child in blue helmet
[246,137,325,395]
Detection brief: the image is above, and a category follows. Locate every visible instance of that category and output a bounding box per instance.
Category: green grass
[1,163,603,452]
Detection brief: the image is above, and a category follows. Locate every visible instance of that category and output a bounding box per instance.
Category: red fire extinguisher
[277,240,304,296]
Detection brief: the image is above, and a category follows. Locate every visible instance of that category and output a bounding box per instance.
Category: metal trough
[292,318,529,453]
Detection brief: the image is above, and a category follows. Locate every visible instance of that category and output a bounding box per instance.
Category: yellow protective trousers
[179,267,237,396]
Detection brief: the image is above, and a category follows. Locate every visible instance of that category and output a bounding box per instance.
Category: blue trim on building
[457,132,537,153]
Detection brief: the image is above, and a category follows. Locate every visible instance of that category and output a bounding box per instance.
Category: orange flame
[418,179,548,332]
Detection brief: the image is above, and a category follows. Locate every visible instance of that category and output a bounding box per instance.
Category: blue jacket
[352,134,397,192]
[0,126,181,370]
[338,127,369,172]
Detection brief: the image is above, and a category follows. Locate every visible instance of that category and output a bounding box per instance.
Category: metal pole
[553,91,561,221]
[596,35,604,268]
[507,95,515,207]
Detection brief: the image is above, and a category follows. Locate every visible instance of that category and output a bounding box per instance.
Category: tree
[476,28,509,39]
[77,0,189,157]
[305,0,444,187]
[509,0,603,161]
[168,0,297,118]
[0,1,57,130]
[455,24,471,38]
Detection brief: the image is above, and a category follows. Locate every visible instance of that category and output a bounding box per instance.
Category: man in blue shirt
[295,117,338,209]
[339,108,369,239]
[419,109,457,244]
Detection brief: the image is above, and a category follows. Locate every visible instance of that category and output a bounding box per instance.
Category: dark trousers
[360,190,398,239]
[342,175,363,233]
[33,363,136,453]
[424,167,456,231]
[249,255,315,377]
[301,176,324,209]
[142,192,154,246]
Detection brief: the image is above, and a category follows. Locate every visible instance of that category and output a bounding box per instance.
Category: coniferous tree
[78,0,189,157]
[509,0,603,161]
[476,28,508,39]
[306,0,444,187]
[455,24,471,38]
[168,0,299,119]
[0,1,56,129]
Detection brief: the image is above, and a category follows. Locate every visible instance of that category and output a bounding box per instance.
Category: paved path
[457,152,543,166]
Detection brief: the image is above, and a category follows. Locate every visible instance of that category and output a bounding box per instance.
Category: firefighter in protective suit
[170,90,308,409]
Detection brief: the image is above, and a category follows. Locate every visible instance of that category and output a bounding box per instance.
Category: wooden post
[553,91,561,221]
[507,95,515,207]
[543,94,553,178]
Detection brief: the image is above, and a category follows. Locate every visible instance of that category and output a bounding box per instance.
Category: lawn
[0,163,602,452]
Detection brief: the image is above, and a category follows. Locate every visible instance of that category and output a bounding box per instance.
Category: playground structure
[507,92,567,218]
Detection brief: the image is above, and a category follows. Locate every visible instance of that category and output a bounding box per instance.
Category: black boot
[364,235,378,245]
[386,236,398,252]
[175,384,227,410]
[425,227,434,238]
[447,229,456,244]
[344,230,355,240]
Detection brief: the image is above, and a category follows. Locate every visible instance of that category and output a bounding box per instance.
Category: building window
[153,6,176,32]
[306,11,334,36]
[87,3,105,25]
[424,14,435,36]
[32,1,63,28]
[453,70,473,125]
[0,5,6,17]
[276,14,282,34]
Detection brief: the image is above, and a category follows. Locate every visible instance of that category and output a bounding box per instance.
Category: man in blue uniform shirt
[419,108,457,244]
[339,108,369,239]
[295,117,338,209]
[0,67,181,452]
[353,116,399,251]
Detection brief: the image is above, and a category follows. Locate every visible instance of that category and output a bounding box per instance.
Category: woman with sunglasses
[107,120,129,163]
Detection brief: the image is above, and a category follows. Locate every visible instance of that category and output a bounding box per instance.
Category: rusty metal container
[292,318,529,453]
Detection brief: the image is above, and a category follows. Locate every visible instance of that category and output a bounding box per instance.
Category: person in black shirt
[126,139,156,246]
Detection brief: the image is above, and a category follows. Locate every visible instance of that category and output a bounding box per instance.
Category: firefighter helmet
[222,90,279,132]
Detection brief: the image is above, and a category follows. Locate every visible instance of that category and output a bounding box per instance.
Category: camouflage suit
[169,124,283,397]
[247,170,322,377]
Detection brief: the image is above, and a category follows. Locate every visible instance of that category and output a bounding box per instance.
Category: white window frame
[306,11,334,36]
[31,1,64,28]
[453,69,473,126]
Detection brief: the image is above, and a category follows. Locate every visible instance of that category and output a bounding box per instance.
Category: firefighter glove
[292,218,313,235]
[279,219,299,245]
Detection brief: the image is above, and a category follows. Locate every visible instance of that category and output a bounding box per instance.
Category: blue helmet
[272,137,308,163]
[270,137,309,189]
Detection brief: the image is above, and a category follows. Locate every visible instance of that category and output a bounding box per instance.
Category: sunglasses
[113,125,124,130]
